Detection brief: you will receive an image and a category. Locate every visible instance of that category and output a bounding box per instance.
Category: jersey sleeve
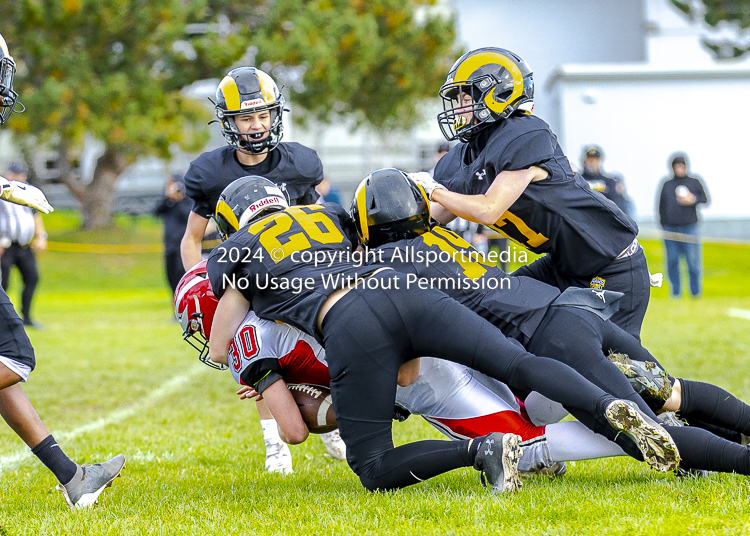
[184,160,213,218]
[206,242,252,301]
[239,358,284,392]
[490,129,556,173]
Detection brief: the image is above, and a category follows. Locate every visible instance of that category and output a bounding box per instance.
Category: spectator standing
[155,174,191,295]
[0,161,46,328]
[580,145,633,217]
[315,177,342,205]
[658,154,709,298]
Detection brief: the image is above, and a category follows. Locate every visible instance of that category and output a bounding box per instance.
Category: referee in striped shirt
[0,161,46,328]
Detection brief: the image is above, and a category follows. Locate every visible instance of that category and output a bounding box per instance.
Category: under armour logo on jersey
[476,169,487,181]
[593,289,606,303]
[484,437,494,456]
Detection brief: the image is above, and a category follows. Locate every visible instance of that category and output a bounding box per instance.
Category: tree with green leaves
[671,0,750,58]
[1,0,459,228]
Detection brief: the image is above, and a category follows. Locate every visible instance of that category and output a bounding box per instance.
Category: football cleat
[319,430,346,460]
[56,454,125,509]
[607,352,672,402]
[473,433,523,493]
[264,440,293,474]
[657,411,685,428]
[519,460,567,478]
[605,400,680,472]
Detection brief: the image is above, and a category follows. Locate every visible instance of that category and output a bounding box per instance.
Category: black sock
[679,379,750,436]
[31,435,79,485]
[468,436,485,464]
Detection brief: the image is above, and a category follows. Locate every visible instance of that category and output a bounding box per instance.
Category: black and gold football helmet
[0,33,23,125]
[215,176,289,240]
[214,67,285,155]
[350,168,431,248]
[437,48,534,142]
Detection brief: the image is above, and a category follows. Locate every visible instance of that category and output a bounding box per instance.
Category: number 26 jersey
[206,202,377,339]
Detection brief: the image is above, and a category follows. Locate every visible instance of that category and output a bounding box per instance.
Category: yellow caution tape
[45,240,221,254]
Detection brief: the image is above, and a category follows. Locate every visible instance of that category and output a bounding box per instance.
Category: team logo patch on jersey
[590,277,605,290]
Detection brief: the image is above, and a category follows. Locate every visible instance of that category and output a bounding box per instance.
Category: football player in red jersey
[174,261,347,470]
[0,33,125,508]
[416,48,650,341]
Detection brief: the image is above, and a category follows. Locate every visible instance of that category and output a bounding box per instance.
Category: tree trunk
[81,149,128,229]
[58,142,130,229]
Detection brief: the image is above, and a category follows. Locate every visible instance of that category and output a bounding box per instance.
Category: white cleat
[319,430,346,460]
[264,440,293,474]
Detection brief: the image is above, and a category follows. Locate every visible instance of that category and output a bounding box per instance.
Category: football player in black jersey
[354,168,750,477]
[179,67,324,472]
[414,48,650,340]
[180,67,323,270]
[0,33,125,508]
[204,175,679,493]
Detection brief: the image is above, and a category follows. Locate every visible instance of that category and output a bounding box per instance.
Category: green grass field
[1,211,750,535]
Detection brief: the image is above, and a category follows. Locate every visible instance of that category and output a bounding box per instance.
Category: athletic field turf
[1,212,749,535]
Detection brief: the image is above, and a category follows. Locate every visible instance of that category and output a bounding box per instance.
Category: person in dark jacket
[580,145,633,217]
[657,154,709,298]
[155,174,191,294]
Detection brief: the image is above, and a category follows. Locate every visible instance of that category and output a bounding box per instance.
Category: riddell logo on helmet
[249,196,284,213]
[241,99,264,109]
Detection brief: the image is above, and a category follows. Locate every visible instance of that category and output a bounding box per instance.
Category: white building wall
[550,65,750,221]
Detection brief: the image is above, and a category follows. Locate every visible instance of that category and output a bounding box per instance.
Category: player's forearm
[180,235,203,270]
[263,379,309,444]
[208,287,250,366]
[431,188,503,226]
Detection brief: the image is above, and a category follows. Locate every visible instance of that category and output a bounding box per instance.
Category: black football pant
[0,243,39,323]
[526,306,750,474]
[0,286,36,370]
[513,247,650,340]
[321,272,619,491]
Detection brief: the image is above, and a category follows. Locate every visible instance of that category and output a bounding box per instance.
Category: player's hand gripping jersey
[207,203,377,337]
[434,115,637,277]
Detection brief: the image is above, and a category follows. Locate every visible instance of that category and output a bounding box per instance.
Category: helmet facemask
[218,102,284,155]
[0,54,22,125]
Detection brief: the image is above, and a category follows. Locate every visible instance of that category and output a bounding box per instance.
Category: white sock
[260,419,281,445]
[546,421,626,462]
[523,392,570,426]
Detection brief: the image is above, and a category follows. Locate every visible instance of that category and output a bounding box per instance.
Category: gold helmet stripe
[414,182,431,219]
[354,181,369,244]
[256,70,279,105]
[0,34,9,57]
[218,76,241,111]
[216,199,240,233]
[453,51,523,114]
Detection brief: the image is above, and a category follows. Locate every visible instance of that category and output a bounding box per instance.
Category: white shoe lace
[265,440,293,474]
[319,430,346,460]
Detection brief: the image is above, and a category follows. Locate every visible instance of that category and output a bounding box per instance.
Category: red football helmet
[174,261,226,370]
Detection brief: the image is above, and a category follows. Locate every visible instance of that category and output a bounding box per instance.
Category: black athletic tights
[321,272,618,491]
[526,306,750,474]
